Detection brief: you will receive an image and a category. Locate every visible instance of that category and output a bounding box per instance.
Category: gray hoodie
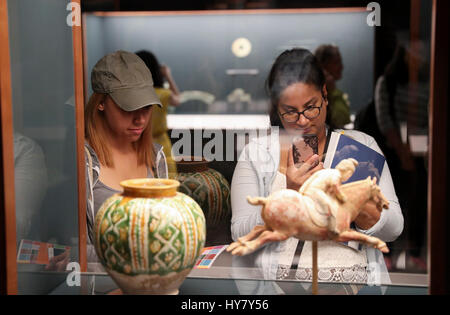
[84,142,168,263]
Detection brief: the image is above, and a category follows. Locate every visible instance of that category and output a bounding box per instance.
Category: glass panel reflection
[369,1,431,275]
[82,4,431,290]
[4,1,432,294]
[8,0,79,294]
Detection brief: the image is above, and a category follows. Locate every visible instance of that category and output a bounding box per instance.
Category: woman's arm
[354,137,404,242]
[230,158,265,241]
[160,65,181,106]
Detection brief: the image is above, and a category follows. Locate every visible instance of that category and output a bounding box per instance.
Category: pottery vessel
[94,178,206,294]
[176,158,231,245]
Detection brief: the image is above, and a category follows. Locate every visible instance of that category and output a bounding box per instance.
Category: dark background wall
[84,10,374,114]
[82,0,429,110]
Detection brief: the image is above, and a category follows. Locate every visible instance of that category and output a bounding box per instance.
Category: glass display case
[1,0,449,296]
[19,249,427,295]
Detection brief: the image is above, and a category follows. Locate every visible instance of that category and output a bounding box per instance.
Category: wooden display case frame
[0,1,448,295]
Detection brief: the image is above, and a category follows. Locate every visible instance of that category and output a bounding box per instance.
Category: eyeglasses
[278,98,324,123]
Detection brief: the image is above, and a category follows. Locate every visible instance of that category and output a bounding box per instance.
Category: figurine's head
[369,177,390,210]
[336,158,358,182]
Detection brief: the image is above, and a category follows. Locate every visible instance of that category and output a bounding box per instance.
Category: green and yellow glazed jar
[94,178,206,295]
[176,159,231,245]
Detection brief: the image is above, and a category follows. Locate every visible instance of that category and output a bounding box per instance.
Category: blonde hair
[85,93,155,169]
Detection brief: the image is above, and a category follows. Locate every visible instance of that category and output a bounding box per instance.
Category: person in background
[315,44,351,129]
[230,48,403,286]
[14,132,48,244]
[85,50,168,263]
[374,44,429,272]
[136,50,181,179]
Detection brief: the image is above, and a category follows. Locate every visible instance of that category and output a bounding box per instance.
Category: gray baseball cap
[91,50,162,111]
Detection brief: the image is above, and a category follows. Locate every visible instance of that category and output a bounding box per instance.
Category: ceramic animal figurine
[227,159,390,256]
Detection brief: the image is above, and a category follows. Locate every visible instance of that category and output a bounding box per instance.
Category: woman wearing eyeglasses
[230,48,403,288]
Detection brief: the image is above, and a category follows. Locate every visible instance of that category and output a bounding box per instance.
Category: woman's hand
[45,250,70,272]
[286,147,323,191]
[354,201,382,230]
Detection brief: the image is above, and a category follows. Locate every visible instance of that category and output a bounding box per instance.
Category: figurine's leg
[247,196,268,206]
[306,189,333,216]
[304,189,338,228]
[227,225,267,253]
[252,230,289,248]
[229,230,289,256]
[333,230,389,253]
[238,225,267,244]
[226,241,241,254]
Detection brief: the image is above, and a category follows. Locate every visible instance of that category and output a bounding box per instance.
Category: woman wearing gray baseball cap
[84,50,168,262]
